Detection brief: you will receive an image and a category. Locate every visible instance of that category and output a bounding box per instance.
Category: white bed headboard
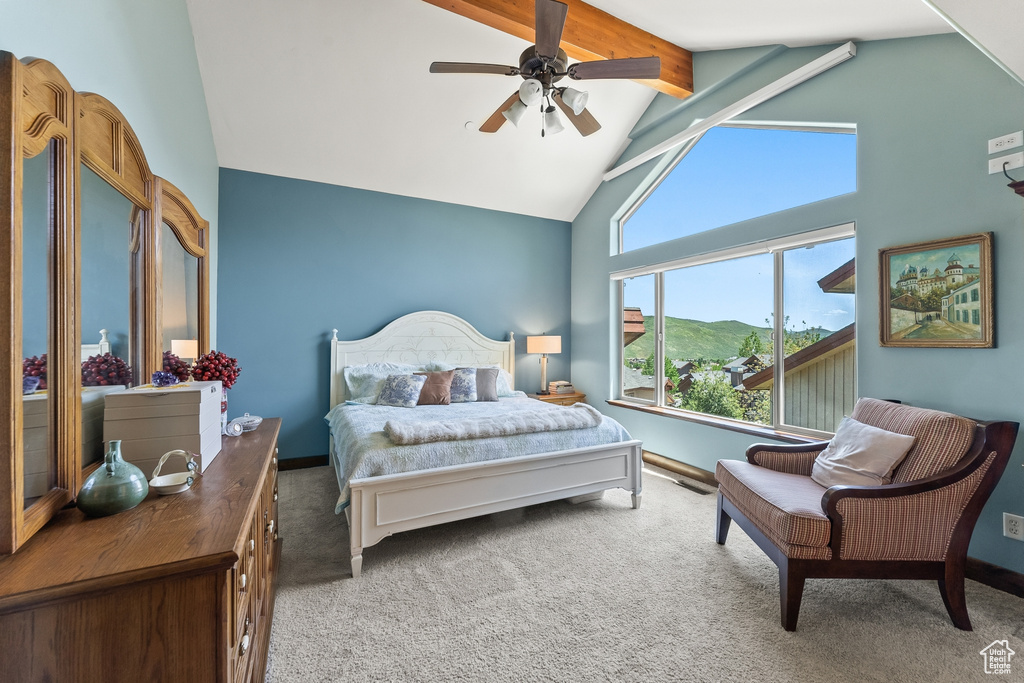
[80,329,111,362]
[329,311,515,410]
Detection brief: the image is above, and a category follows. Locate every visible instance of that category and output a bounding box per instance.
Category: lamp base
[538,390,550,395]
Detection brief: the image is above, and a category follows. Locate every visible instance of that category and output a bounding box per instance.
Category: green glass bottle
[77,440,149,517]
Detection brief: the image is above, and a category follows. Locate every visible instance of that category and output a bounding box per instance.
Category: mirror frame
[0,52,210,553]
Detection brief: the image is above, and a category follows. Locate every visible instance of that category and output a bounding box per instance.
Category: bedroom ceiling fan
[429,0,661,137]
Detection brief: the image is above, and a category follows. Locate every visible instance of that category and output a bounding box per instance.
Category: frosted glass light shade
[542,107,564,136]
[171,339,198,360]
[526,335,561,354]
[518,78,543,106]
[502,99,527,127]
[561,88,589,116]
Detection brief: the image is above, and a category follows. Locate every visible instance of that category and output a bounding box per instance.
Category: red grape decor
[23,354,47,390]
[162,350,192,383]
[192,350,241,389]
[82,353,132,387]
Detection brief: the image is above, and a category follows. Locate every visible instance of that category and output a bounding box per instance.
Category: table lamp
[526,335,561,394]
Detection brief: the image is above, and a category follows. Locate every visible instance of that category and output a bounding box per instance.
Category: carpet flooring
[266,465,1023,682]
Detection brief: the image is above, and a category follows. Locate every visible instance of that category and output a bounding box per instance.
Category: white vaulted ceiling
[186,0,961,222]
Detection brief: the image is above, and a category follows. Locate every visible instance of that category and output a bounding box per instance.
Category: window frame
[613,223,856,440]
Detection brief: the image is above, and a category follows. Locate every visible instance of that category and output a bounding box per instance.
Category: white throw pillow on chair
[811,416,917,488]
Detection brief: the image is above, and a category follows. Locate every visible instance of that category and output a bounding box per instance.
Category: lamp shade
[502,99,527,127]
[518,78,543,106]
[542,106,564,136]
[171,339,199,360]
[561,87,589,116]
[526,335,561,354]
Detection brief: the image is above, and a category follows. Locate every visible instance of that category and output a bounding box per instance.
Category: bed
[328,311,643,577]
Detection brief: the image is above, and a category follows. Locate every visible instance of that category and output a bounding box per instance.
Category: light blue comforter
[325,394,633,513]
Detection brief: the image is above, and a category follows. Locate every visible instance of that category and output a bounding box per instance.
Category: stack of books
[548,381,575,394]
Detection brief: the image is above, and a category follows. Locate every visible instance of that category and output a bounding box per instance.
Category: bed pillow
[450,368,478,403]
[474,367,499,402]
[810,416,917,488]
[344,362,420,403]
[424,362,516,397]
[376,374,427,408]
[414,370,454,405]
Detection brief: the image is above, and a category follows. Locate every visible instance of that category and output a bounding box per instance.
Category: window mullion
[773,250,785,429]
[655,272,665,406]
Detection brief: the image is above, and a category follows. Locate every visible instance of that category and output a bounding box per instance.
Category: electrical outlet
[1004,513,1024,541]
[988,131,1024,154]
[988,152,1024,175]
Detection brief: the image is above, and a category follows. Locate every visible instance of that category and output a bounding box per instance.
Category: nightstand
[528,391,587,406]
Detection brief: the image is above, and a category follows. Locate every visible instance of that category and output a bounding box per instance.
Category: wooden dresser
[0,418,282,682]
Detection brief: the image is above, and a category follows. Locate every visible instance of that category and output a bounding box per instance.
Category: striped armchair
[714,398,1018,631]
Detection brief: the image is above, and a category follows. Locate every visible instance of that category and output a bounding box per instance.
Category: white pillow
[811,416,917,488]
[344,363,421,403]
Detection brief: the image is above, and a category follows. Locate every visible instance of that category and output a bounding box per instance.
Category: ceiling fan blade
[479,92,521,133]
[535,0,569,61]
[553,91,601,137]
[568,56,662,81]
[429,62,519,76]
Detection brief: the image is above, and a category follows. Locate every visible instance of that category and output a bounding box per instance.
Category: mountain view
[625,315,770,362]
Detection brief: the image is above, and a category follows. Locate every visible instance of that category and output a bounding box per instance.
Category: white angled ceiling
[186,0,958,222]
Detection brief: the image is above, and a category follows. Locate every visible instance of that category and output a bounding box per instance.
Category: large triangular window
[620,126,857,253]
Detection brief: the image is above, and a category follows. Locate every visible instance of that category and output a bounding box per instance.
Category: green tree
[738,330,766,357]
[681,373,743,420]
[641,353,681,387]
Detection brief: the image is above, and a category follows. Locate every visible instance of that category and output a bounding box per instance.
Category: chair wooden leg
[780,560,805,632]
[715,491,731,545]
[938,559,972,630]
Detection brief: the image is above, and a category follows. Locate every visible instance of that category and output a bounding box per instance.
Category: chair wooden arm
[745,441,830,476]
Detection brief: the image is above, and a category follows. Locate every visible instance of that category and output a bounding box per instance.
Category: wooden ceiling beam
[422,0,693,99]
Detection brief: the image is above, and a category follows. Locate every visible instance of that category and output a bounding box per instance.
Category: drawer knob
[273,493,278,502]
[240,573,247,589]
[239,632,249,656]
[249,539,255,552]
[266,520,275,536]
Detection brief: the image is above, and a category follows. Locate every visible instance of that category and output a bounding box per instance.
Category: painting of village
[880,232,993,347]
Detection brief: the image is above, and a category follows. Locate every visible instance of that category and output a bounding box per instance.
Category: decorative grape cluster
[23,354,47,390]
[82,353,132,387]
[162,350,192,382]
[192,350,241,389]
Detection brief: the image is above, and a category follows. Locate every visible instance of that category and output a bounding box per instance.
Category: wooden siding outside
[783,344,856,432]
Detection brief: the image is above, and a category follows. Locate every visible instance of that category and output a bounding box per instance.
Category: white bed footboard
[347,439,643,577]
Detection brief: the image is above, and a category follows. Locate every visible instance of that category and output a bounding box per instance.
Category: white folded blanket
[385,403,604,445]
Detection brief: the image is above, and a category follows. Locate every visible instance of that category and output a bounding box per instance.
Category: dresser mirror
[160,220,200,352]
[21,142,55,511]
[79,164,139,467]
[1,51,210,552]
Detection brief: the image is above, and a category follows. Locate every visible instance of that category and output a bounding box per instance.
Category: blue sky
[622,126,857,331]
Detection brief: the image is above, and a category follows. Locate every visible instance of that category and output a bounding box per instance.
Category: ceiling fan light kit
[428,0,660,138]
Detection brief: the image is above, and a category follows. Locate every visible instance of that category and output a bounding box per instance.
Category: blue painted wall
[572,34,1024,572]
[1,0,220,342]
[217,168,571,461]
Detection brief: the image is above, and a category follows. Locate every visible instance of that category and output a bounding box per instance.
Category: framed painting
[879,232,993,348]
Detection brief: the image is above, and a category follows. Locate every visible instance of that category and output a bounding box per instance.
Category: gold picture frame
[879,232,993,348]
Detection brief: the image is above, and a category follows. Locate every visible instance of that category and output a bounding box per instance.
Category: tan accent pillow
[811,416,917,488]
[414,370,454,405]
